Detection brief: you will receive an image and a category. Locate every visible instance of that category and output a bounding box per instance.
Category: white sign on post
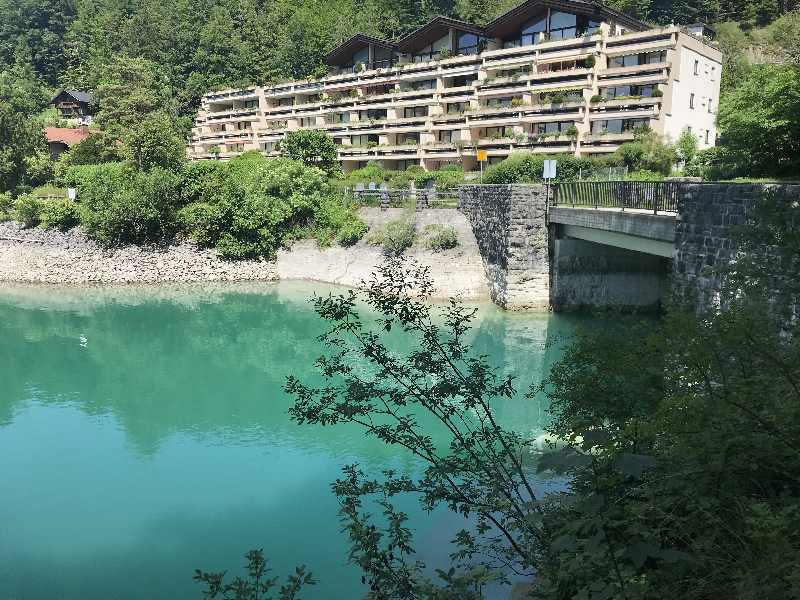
[543,159,557,180]
[67,187,77,201]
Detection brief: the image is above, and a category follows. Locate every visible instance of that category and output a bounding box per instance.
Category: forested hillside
[1,0,799,192]
[1,0,797,116]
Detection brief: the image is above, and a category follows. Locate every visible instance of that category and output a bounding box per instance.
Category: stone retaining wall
[458,185,550,310]
[673,183,800,311]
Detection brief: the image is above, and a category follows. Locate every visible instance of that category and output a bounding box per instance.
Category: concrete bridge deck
[549,206,677,258]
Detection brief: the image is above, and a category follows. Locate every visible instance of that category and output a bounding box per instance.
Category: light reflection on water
[0,282,582,599]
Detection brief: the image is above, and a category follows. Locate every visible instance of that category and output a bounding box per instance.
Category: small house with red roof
[45,126,92,160]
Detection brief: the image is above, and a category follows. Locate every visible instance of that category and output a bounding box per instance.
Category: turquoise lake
[0,282,585,599]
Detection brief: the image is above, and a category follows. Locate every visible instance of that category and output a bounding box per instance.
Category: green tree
[0,103,48,195]
[614,129,676,175]
[93,55,173,136]
[675,127,699,165]
[717,64,800,177]
[280,130,339,176]
[122,112,186,172]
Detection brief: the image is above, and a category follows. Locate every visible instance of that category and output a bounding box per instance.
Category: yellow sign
[476,149,488,162]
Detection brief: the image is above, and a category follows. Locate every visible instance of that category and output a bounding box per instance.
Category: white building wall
[663,35,721,148]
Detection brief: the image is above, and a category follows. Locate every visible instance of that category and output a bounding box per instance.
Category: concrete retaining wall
[458,185,550,310]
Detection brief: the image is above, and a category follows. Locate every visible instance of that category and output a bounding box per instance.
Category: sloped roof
[484,0,649,39]
[50,89,95,105]
[325,34,398,66]
[45,127,92,146]
[396,16,486,53]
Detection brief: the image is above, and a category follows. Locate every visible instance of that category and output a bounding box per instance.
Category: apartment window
[535,121,573,134]
[404,106,428,118]
[457,32,486,55]
[447,102,467,114]
[328,112,350,124]
[446,75,477,88]
[592,118,649,134]
[352,134,379,147]
[438,130,461,143]
[413,34,449,62]
[487,96,517,108]
[520,15,547,46]
[608,50,667,68]
[299,117,316,127]
[705,130,710,144]
[402,79,436,92]
[244,100,259,109]
[397,133,419,145]
[235,122,249,130]
[277,97,294,107]
[482,126,512,139]
[708,98,713,113]
[359,109,387,121]
[689,93,695,109]
[602,84,658,99]
[694,59,700,75]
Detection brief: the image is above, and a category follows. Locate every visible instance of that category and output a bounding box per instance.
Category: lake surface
[0,282,584,599]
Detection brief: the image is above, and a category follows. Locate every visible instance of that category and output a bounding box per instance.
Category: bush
[613,131,676,176]
[414,167,465,191]
[39,199,80,230]
[76,165,184,245]
[0,192,12,221]
[626,169,664,181]
[368,216,415,256]
[180,154,340,259]
[280,129,339,175]
[590,94,603,103]
[312,195,368,247]
[483,153,603,184]
[12,194,42,228]
[422,224,459,251]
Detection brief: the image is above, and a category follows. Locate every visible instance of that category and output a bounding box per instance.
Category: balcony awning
[396,16,486,53]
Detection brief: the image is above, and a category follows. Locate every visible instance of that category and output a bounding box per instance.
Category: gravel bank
[0,222,278,284]
[0,208,490,299]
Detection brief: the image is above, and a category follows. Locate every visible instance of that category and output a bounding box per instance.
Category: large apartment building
[188,0,722,171]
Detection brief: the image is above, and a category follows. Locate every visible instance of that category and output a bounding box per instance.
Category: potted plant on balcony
[584,55,596,68]
[565,124,579,140]
[438,48,453,60]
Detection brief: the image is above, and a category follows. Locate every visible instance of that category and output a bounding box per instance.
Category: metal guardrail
[552,181,681,214]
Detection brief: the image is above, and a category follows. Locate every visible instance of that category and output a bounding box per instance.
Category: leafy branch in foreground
[285,258,546,597]
[194,549,315,600]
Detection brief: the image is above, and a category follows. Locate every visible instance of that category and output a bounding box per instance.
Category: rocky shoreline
[0,208,490,299]
[0,222,278,284]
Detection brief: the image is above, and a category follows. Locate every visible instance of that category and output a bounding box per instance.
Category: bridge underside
[549,207,676,311]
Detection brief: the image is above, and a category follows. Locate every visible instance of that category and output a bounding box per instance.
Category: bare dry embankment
[0,208,488,299]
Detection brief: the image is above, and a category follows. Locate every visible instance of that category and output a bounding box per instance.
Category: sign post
[543,159,557,205]
[477,149,488,183]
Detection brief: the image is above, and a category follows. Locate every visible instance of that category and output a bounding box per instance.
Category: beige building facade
[188,0,722,171]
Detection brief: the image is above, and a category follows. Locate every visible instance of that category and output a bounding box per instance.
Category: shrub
[12,194,42,228]
[368,216,415,256]
[414,167,465,191]
[422,224,459,251]
[590,94,604,103]
[312,195,368,247]
[564,124,579,138]
[483,153,601,184]
[626,169,664,181]
[181,154,339,259]
[0,192,12,221]
[651,88,664,97]
[613,131,676,176]
[76,165,184,245]
[39,199,80,230]
[280,130,339,175]
[584,55,596,68]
